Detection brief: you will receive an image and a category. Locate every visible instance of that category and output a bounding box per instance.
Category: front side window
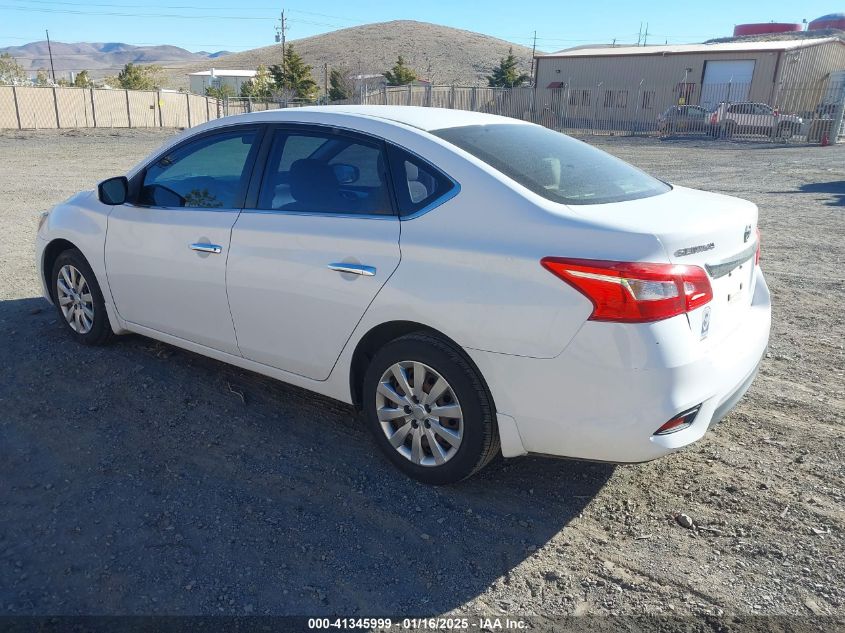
[138,129,258,208]
[432,124,670,206]
[257,129,392,215]
[387,145,455,216]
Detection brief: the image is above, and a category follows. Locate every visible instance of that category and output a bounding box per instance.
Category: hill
[0,41,229,79]
[167,20,539,91]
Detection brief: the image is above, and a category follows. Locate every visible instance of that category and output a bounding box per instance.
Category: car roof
[212,105,529,132]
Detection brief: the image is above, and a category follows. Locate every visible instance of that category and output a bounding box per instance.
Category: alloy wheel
[375,361,463,467]
[56,264,95,334]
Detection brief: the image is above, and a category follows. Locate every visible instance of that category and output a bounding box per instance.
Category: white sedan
[35,106,771,484]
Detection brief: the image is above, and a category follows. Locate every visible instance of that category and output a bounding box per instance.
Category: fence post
[206,96,211,122]
[126,90,132,128]
[52,87,61,129]
[248,97,253,113]
[425,84,432,107]
[381,85,387,106]
[11,85,22,130]
[90,88,98,128]
[832,84,845,144]
[470,87,477,111]
[157,90,163,127]
[407,84,412,106]
[186,92,192,128]
[449,85,455,109]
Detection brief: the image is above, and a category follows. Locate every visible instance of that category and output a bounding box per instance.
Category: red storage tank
[808,13,845,30]
[733,22,802,36]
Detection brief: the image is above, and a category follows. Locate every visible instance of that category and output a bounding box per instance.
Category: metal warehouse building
[533,37,845,130]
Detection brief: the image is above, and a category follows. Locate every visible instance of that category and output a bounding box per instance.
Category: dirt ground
[0,128,843,623]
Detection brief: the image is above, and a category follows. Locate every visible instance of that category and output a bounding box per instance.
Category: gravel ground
[0,128,843,622]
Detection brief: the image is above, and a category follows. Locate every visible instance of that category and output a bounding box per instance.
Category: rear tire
[362,333,499,484]
[51,248,113,346]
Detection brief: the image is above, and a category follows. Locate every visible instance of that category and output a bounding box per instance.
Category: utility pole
[324,62,328,102]
[275,10,287,76]
[45,29,56,83]
[637,23,642,46]
[530,30,537,84]
[643,23,649,46]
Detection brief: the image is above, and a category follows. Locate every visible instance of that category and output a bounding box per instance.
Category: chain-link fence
[363,82,845,144]
[0,85,225,130]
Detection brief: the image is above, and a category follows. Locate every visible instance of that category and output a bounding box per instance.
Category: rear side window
[386,145,455,216]
[431,124,669,205]
[257,129,393,215]
[138,129,258,208]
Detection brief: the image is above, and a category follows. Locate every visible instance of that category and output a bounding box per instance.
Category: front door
[227,126,401,380]
[105,126,262,355]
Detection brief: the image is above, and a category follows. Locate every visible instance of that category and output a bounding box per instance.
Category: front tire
[776,123,795,139]
[51,248,113,346]
[362,333,500,484]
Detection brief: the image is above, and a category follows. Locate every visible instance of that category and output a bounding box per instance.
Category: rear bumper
[468,266,771,463]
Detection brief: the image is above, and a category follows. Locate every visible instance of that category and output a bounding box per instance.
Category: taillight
[541,258,713,323]
[755,227,761,266]
[710,113,717,125]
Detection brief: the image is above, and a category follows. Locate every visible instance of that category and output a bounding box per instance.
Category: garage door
[701,60,755,109]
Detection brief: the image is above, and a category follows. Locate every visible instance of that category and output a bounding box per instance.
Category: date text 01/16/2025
[307,617,528,629]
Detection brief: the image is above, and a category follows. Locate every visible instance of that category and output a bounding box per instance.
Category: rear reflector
[653,407,701,436]
[541,258,713,323]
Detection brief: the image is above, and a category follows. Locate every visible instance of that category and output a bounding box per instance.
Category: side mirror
[333,163,360,185]
[98,176,128,206]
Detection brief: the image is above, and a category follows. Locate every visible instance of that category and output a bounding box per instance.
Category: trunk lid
[565,185,759,344]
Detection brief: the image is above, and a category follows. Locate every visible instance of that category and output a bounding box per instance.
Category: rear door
[226,125,401,380]
[105,126,262,355]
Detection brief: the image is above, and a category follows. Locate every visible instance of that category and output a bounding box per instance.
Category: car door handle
[327,263,376,276]
[190,243,222,254]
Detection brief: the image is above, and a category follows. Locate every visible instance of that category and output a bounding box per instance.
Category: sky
[0,0,838,56]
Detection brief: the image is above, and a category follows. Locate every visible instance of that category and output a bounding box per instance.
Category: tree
[269,45,317,100]
[116,62,163,90]
[0,53,27,85]
[205,84,235,99]
[328,68,352,101]
[73,70,93,88]
[487,48,531,88]
[34,69,52,86]
[383,55,416,86]
[240,64,274,99]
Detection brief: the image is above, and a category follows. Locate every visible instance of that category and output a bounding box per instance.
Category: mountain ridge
[168,20,539,89]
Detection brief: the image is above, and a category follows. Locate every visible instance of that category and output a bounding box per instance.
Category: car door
[105,125,262,355]
[753,104,775,133]
[226,125,401,380]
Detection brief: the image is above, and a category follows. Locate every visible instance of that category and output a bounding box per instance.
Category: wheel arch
[348,320,497,415]
[42,238,80,301]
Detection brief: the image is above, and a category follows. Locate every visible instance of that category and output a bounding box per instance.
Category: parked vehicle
[657,105,711,135]
[710,102,802,138]
[36,106,771,484]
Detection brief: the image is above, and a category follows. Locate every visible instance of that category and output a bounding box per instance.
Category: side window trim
[130,124,265,211]
[243,122,399,218]
[385,143,461,220]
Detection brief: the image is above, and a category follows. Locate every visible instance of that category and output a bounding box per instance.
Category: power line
[0,4,276,19]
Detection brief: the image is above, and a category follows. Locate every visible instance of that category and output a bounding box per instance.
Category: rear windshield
[431,124,670,205]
